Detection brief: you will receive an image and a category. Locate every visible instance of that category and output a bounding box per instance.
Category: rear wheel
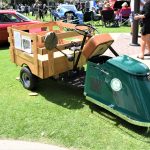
[20,66,37,90]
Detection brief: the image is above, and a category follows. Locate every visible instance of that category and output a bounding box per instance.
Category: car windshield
[57,7,68,13]
[0,13,20,23]
[61,5,77,12]
[16,12,31,21]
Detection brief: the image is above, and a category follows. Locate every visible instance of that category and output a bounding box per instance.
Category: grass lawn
[28,13,131,33]
[0,15,150,150]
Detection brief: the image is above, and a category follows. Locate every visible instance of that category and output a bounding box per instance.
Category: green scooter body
[84,55,150,126]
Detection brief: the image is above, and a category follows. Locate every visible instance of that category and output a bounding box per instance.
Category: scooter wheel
[20,66,37,90]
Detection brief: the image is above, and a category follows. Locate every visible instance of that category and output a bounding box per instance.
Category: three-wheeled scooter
[8,21,150,127]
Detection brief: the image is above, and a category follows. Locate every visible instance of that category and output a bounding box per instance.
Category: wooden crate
[8,21,86,79]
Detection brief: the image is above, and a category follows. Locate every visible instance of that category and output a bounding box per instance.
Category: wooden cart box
[8,21,86,79]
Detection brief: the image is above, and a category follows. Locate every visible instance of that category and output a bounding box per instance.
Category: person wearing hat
[103,3,113,11]
[119,2,130,12]
[121,2,128,8]
[117,1,131,23]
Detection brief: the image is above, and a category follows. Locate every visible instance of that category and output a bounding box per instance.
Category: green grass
[0,16,149,150]
[1,47,150,150]
[27,13,130,34]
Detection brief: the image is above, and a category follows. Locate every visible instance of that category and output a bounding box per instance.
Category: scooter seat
[82,34,114,59]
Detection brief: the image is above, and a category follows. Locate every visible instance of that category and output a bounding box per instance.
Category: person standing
[33,1,40,20]
[134,0,150,59]
[38,1,44,21]
[130,0,146,34]
[85,0,90,12]
[24,4,29,16]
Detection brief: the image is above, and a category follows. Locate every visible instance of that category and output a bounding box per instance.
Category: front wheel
[20,66,37,90]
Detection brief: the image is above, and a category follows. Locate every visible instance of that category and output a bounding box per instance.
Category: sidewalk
[107,33,150,67]
[107,33,140,56]
[0,140,68,150]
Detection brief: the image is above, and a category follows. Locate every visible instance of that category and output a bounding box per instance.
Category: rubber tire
[20,66,37,90]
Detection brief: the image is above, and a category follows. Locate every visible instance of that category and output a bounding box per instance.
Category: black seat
[83,11,93,22]
[84,11,101,26]
[101,10,119,27]
[91,11,101,26]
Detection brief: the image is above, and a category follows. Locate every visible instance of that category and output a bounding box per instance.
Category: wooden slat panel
[38,31,82,47]
[32,34,39,76]
[38,60,44,79]
[7,27,15,63]
[38,48,48,55]
[53,53,86,75]
[38,40,82,54]
[15,55,35,74]
[47,51,54,76]
[12,29,35,39]
[56,21,76,29]
[15,50,34,63]
[12,22,57,30]
[56,31,80,39]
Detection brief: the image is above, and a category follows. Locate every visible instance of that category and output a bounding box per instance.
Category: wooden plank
[53,53,86,75]
[56,21,76,29]
[7,27,15,63]
[37,35,44,48]
[38,60,44,79]
[38,40,82,54]
[38,48,48,55]
[47,51,54,76]
[38,32,82,48]
[32,34,39,76]
[15,50,34,64]
[43,61,50,78]
[12,22,57,31]
[15,55,35,74]
[56,31,80,39]
[12,29,35,38]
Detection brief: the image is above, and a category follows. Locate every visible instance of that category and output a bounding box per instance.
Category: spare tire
[44,32,58,51]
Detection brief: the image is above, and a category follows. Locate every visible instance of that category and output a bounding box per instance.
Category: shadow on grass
[0,43,9,50]
[88,101,150,141]
[32,77,150,141]
[36,78,86,110]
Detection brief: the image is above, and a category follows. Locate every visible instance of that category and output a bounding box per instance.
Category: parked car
[0,10,39,45]
[51,4,83,24]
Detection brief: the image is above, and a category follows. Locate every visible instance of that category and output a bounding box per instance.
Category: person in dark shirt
[134,0,150,59]
[38,1,44,21]
[85,0,90,12]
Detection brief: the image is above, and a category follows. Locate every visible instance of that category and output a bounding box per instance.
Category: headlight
[110,78,122,92]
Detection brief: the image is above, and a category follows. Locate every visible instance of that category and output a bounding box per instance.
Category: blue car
[51,4,83,24]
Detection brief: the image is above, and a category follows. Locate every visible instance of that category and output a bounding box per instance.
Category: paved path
[107,33,140,56]
[0,140,68,150]
[107,33,150,67]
